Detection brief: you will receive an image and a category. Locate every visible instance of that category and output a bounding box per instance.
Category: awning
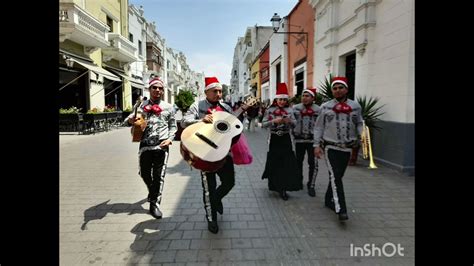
[107,69,145,89]
[69,58,121,82]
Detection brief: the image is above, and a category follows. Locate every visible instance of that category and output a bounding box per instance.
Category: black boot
[280,190,289,201]
[149,201,162,219]
[307,183,316,197]
[207,211,219,234]
[338,212,349,221]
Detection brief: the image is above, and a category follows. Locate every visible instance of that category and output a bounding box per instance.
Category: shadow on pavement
[81,198,148,230]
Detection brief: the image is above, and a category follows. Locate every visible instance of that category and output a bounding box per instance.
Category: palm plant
[356,95,385,131]
[349,95,385,166]
[316,73,333,105]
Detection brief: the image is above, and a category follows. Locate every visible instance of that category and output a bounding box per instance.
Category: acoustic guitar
[180,96,258,172]
[131,99,147,142]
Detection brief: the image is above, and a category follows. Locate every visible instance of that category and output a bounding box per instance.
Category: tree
[175,89,196,112]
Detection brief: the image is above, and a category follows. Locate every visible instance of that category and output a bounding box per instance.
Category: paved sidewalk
[60,126,414,265]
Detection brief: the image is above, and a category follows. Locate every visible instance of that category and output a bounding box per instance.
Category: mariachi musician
[181,76,247,234]
[125,77,177,219]
[313,76,363,221]
[292,87,321,197]
[261,83,302,200]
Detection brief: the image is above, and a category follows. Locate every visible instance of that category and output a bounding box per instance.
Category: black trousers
[323,146,351,214]
[200,155,235,222]
[295,142,319,188]
[139,148,169,205]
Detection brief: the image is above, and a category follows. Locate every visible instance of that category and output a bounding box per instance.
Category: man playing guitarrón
[181,76,247,234]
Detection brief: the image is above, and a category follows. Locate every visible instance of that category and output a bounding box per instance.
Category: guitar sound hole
[235,125,241,129]
[216,122,228,131]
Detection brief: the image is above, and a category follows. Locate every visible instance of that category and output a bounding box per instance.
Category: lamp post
[270,13,308,55]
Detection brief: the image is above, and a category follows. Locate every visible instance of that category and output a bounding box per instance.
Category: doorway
[345,53,356,100]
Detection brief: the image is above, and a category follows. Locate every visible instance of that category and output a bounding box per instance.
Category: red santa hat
[205,76,222,91]
[148,77,165,88]
[331,76,348,88]
[302,87,317,97]
[275,83,289,99]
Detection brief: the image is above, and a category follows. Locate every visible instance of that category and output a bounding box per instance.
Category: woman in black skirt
[261,83,302,200]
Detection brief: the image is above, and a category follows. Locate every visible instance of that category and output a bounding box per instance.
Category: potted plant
[59,106,83,132]
[349,95,385,165]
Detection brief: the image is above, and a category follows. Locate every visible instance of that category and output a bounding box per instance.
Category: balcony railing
[59,2,109,48]
[103,33,137,63]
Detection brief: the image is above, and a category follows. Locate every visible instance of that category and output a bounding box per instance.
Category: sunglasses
[151,86,164,90]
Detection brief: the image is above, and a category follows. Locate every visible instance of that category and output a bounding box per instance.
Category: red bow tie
[207,105,224,114]
[273,107,288,116]
[301,107,314,117]
[333,102,352,114]
[144,104,162,115]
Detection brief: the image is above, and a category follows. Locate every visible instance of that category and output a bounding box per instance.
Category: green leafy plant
[87,107,102,114]
[175,89,196,112]
[317,73,334,103]
[288,95,301,105]
[59,106,81,114]
[356,95,385,131]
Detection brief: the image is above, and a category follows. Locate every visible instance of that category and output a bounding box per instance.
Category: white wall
[269,18,288,102]
[311,0,414,123]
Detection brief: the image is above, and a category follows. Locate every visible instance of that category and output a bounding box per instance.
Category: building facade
[310,0,415,175]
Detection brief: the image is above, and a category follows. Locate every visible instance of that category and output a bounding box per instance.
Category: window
[106,16,113,32]
[167,60,170,69]
[276,62,281,88]
[129,33,133,42]
[295,69,304,96]
[138,40,142,55]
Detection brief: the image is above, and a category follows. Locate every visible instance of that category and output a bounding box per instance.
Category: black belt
[294,133,313,139]
[270,130,290,136]
[322,140,356,148]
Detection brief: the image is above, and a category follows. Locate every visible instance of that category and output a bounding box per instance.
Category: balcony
[102,33,137,63]
[167,69,180,85]
[59,2,110,48]
[242,44,254,64]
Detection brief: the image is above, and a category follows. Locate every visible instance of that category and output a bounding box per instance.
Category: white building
[268,17,289,104]
[310,0,415,175]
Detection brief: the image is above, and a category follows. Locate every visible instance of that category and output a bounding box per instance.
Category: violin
[131,99,147,142]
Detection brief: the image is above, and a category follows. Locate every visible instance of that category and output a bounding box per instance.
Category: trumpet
[361,121,378,169]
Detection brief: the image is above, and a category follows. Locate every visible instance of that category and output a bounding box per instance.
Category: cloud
[187,53,232,85]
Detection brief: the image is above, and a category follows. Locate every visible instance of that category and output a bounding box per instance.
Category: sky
[129,0,298,85]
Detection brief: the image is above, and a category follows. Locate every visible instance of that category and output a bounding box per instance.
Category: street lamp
[270,13,308,55]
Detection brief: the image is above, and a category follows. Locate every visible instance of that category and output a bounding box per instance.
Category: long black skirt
[261,134,303,192]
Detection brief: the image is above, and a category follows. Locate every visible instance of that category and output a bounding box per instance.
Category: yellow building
[59,0,136,112]
[250,59,260,98]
